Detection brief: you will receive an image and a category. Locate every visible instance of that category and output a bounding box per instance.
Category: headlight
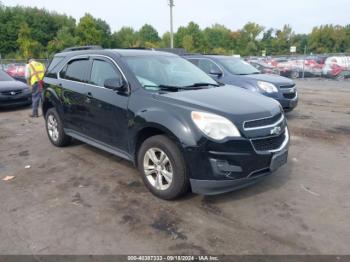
[191,111,241,140]
[257,81,278,93]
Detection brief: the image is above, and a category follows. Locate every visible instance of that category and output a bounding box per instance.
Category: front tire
[45,108,71,147]
[137,135,189,200]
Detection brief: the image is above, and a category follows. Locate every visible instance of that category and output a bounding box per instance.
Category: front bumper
[186,128,290,195]
[0,93,32,108]
[265,89,298,111]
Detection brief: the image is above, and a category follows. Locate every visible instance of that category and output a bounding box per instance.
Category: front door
[83,57,129,152]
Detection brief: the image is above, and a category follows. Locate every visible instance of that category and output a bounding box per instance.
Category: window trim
[58,55,90,83]
[187,57,225,77]
[89,56,124,88]
[57,54,130,93]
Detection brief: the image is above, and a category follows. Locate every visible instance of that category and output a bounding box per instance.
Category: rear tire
[45,108,71,147]
[137,135,189,200]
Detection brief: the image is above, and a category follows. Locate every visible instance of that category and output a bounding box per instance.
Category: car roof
[183,54,239,60]
[55,49,177,58]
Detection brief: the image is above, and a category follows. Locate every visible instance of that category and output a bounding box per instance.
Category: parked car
[0,70,31,108]
[184,55,298,112]
[5,63,26,83]
[322,56,350,80]
[249,61,280,75]
[277,58,322,79]
[42,47,289,199]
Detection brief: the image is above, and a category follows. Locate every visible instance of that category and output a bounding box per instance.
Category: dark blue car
[184,55,298,112]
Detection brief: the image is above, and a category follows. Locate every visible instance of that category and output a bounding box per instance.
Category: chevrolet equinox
[42,47,289,200]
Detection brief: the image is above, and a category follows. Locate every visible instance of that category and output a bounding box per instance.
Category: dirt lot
[0,79,349,255]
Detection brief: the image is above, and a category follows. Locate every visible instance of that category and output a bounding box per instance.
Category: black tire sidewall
[137,135,189,200]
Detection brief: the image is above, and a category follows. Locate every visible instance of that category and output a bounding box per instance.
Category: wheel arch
[42,88,61,117]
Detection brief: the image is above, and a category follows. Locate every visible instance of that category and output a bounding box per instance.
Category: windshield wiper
[143,84,186,92]
[184,82,219,88]
[144,83,218,92]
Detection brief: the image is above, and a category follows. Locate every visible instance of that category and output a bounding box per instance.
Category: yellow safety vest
[29,61,45,86]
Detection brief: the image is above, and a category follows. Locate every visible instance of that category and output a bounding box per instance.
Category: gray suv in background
[185,54,298,112]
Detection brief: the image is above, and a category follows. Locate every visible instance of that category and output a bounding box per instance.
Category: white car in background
[323,56,350,80]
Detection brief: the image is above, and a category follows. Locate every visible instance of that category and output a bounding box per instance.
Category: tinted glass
[123,55,217,90]
[217,57,260,75]
[46,56,64,78]
[90,60,122,87]
[188,59,199,66]
[197,59,221,74]
[60,59,90,82]
[0,70,14,81]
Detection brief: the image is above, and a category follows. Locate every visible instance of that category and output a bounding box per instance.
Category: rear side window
[46,56,64,78]
[90,59,122,87]
[60,59,90,83]
[188,59,199,66]
[197,59,221,74]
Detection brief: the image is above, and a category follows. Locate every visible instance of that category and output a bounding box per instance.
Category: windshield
[123,55,218,91]
[0,70,14,81]
[217,57,260,75]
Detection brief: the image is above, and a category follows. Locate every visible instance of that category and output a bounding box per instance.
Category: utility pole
[168,0,175,49]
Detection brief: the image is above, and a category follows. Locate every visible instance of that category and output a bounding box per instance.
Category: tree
[111,27,137,48]
[76,13,111,47]
[47,26,79,54]
[160,32,171,48]
[175,22,204,52]
[182,35,194,52]
[138,24,160,45]
[203,24,231,53]
[17,22,42,58]
[240,22,264,55]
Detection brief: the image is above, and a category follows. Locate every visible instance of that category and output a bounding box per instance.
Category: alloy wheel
[143,148,173,191]
[47,114,59,142]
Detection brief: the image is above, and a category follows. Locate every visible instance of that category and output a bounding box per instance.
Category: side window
[188,59,199,66]
[90,59,122,87]
[60,59,90,83]
[198,59,221,74]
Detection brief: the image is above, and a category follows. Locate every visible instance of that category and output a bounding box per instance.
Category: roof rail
[181,53,202,56]
[62,45,103,52]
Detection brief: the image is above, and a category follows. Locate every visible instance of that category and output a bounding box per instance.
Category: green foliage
[138,24,160,45]
[1,3,350,58]
[76,13,111,47]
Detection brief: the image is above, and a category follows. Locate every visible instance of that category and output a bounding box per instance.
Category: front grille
[244,113,282,129]
[279,84,295,89]
[1,90,23,96]
[252,132,286,151]
[283,92,296,99]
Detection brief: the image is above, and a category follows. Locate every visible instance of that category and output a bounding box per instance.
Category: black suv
[184,55,298,112]
[42,48,289,199]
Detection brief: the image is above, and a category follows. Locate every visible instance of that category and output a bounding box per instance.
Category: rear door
[58,57,92,133]
[84,56,129,152]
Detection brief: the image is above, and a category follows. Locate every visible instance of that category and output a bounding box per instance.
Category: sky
[4,0,350,35]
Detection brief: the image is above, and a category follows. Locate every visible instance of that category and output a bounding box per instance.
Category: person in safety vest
[25,58,45,117]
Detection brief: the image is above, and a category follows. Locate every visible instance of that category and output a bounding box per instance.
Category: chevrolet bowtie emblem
[10,91,16,95]
[270,126,282,135]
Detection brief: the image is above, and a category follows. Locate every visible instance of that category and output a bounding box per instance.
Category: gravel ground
[0,79,349,255]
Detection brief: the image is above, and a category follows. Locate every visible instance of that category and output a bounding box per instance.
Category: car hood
[154,85,281,124]
[0,80,28,91]
[241,73,295,86]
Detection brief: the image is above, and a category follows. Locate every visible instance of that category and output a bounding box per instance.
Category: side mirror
[104,78,126,91]
[209,69,223,77]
